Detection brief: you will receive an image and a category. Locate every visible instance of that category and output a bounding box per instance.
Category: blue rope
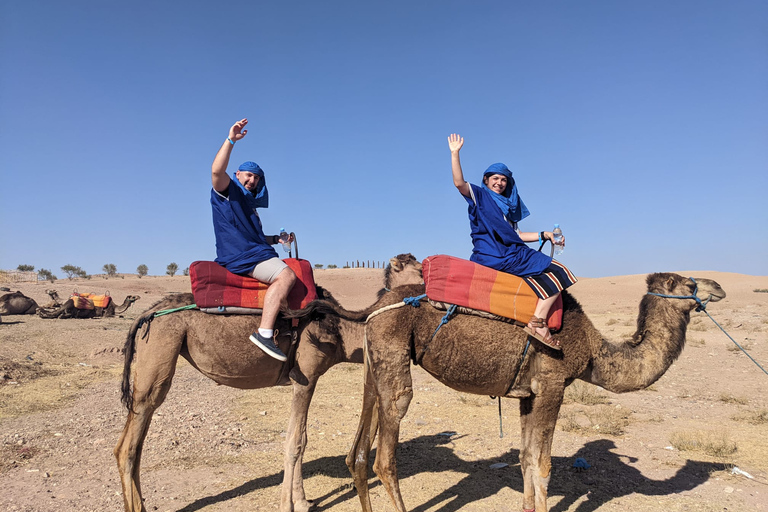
[647,278,767,377]
[403,294,427,307]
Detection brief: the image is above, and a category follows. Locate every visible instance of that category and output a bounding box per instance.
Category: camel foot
[294,498,314,512]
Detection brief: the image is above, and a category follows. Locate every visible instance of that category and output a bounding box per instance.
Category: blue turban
[234,161,268,208]
[482,163,529,222]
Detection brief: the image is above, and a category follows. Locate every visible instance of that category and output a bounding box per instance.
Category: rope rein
[647,278,767,377]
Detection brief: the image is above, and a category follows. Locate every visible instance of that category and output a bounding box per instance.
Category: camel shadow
[175,435,723,512]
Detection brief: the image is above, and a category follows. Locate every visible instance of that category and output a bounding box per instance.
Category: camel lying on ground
[0,291,39,315]
[114,254,424,512]
[314,272,725,512]
[37,295,141,319]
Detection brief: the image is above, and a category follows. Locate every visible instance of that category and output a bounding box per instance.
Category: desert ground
[1,266,767,512]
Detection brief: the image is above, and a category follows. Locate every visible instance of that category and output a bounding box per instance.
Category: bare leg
[531,293,559,338]
[260,267,296,330]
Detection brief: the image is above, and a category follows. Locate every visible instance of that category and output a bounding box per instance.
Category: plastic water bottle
[278,228,291,253]
[552,224,564,256]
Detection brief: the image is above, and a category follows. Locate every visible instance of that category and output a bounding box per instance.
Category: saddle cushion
[189,258,317,310]
[422,255,562,330]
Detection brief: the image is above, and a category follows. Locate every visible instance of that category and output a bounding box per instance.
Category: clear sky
[1,1,766,278]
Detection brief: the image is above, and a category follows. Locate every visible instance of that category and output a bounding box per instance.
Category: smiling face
[236,171,261,192]
[483,174,508,195]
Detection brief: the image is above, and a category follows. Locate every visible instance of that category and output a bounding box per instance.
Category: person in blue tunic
[448,133,577,350]
[210,118,296,361]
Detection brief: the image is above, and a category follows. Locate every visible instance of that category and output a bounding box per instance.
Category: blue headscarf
[234,161,269,208]
[481,163,529,223]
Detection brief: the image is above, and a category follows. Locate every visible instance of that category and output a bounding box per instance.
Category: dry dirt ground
[1,268,767,512]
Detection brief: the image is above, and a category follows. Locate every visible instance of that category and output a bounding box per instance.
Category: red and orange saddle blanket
[189,259,317,314]
[70,291,111,310]
[422,255,563,330]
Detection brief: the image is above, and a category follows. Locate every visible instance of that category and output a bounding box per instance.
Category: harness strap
[138,304,200,340]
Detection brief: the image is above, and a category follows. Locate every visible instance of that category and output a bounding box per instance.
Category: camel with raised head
[341,272,725,512]
[114,254,423,512]
[0,291,39,315]
[37,295,141,319]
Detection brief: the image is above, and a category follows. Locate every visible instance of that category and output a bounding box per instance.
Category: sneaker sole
[249,334,288,362]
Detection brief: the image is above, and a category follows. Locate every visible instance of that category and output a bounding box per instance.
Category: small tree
[137,264,148,278]
[103,263,117,277]
[314,263,324,269]
[166,262,178,276]
[327,264,337,269]
[183,267,190,276]
[38,268,57,283]
[17,264,35,272]
[61,264,87,280]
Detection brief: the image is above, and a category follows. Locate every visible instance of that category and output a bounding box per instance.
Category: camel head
[385,253,424,290]
[46,289,61,300]
[126,295,141,304]
[645,273,726,312]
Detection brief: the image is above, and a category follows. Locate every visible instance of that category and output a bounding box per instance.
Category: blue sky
[1,1,766,278]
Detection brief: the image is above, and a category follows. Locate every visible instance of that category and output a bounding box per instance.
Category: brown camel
[37,295,141,319]
[339,272,726,512]
[114,254,423,512]
[0,291,39,315]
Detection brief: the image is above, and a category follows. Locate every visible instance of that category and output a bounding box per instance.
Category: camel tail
[120,315,147,410]
[283,299,370,323]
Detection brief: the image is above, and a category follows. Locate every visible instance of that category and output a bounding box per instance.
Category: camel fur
[0,291,39,315]
[37,295,141,319]
[114,254,423,512]
[339,273,725,512]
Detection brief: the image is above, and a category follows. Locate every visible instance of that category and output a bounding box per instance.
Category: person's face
[236,171,261,192]
[484,174,508,195]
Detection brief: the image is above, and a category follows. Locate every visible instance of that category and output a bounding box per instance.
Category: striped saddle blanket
[190,259,317,313]
[422,255,562,330]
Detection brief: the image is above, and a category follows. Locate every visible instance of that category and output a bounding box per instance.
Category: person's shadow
[175,435,724,512]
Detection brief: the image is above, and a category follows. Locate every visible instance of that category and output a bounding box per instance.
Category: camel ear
[666,276,676,291]
[390,257,403,272]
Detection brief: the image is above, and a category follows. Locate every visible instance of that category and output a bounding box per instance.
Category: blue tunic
[466,183,551,277]
[211,180,278,275]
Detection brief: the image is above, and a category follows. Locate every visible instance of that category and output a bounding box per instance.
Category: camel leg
[114,337,181,512]
[279,378,317,512]
[370,346,413,512]
[346,364,381,512]
[518,379,564,512]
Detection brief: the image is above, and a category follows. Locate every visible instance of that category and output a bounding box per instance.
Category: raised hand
[448,133,464,153]
[229,118,249,142]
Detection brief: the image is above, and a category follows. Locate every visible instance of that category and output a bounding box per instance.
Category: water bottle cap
[554,223,560,228]
[280,227,286,232]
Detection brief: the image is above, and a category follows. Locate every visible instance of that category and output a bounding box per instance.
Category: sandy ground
[1,267,767,512]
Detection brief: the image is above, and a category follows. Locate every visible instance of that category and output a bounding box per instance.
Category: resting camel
[337,272,725,512]
[114,254,423,512]
[0,291,39,315]
[37,295,141,319]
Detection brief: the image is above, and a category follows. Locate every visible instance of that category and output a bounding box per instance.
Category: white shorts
[249,257,288,284]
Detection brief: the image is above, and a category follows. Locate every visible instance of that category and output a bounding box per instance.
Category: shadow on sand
[175,434,723,512]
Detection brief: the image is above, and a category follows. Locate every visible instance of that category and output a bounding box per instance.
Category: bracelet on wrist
[227,137,235,145]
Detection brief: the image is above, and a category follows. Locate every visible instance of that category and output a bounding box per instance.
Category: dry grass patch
[564,381,610,405]
[718,393,749,405]
[688,337,706,347]
[669,430,737,458]
[0,365,121,419]
[559,405,631,436]
[727,342,753,352]
[732,409,768,425]
[689,319,708,332]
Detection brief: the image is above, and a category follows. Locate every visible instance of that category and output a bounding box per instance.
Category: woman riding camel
[448,133,577,350]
